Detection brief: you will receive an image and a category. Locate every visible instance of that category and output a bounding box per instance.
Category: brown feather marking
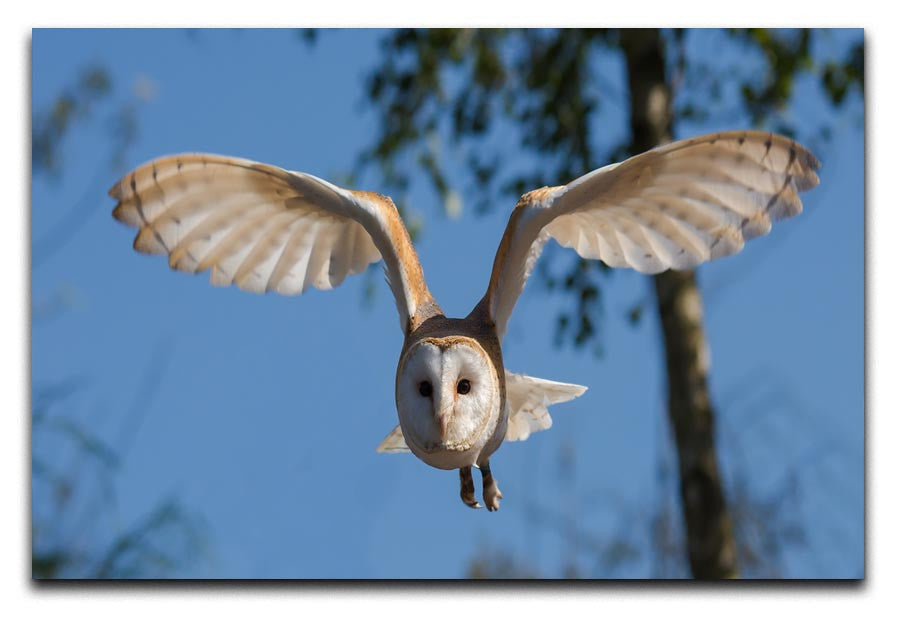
[522,186,564,205]
[349,190,437,331]
[483,187,562,315]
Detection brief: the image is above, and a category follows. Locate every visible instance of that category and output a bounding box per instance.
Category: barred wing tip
[109,153,433,332]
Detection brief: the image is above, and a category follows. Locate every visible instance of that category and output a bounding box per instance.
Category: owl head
[395,336,502,470]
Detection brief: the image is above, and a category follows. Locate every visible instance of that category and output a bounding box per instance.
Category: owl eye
[418,381,433,398]
[457,379,471,395]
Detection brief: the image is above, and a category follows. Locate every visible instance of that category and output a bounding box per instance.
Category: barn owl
[110,130,819,511]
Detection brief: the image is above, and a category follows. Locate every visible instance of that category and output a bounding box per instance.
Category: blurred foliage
[734,29,815,127]
[359,29,610,216]
[32,64,152,268]
[734,29,864,121]
[32,66,111,177]
[354,28,863,350]
[32,379,208,579]
[511,464,807,579]
[32,65,142,181]
[467,548,540,579]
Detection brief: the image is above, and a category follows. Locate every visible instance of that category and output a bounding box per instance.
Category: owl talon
[459,466,482,509]
[484,487,502,511]
[479,460,502,512]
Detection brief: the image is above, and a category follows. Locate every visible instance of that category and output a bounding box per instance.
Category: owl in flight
[110,130,819,511]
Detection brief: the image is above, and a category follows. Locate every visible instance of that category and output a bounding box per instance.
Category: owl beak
[434,401,454,441]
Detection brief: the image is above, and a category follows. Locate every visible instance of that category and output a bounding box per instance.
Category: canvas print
[32,28,863,579]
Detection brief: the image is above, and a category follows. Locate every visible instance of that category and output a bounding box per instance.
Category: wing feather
[165,196,271,271]
[232,210,300,293]
[504,372,587,442]
[111,154,436,332]
[302,217,342,292]
[271,219,319,296]
[375,425,411,454]
[480,131,820,340]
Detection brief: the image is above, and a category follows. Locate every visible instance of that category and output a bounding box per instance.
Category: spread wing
[480,130,821,341]
[110,153,435,332]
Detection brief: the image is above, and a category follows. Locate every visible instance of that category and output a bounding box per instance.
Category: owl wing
[375,424,411,453]
[504,371,587,442]
[480,131,821,341]
[110,154,435,332]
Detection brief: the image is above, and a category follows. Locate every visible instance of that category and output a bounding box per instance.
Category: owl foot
[459,466,482,509]
[479,461,502,512]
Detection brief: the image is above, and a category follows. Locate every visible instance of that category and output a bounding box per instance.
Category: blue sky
[31,28,863,578]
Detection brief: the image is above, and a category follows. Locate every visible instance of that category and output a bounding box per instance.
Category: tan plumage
[110,130,819,512]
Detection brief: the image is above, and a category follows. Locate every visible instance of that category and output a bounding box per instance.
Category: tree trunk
[620,28,739,579]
